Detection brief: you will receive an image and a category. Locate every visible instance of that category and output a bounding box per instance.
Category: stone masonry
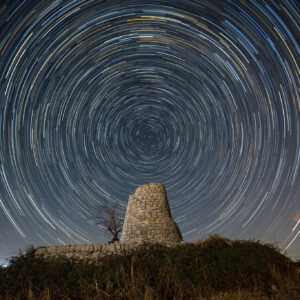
[35,242,140,261]
[36,182,183,260]
[120,182,182,245]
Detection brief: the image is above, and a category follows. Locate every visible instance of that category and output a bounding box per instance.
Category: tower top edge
[137,182,164,188]
[135,182,165,192]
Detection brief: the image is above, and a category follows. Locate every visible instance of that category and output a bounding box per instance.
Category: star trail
[0,0,299,263]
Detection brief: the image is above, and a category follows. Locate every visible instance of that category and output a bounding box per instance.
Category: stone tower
[120,182,182,245]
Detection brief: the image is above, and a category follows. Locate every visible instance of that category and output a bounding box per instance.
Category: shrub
[0,238,299,299]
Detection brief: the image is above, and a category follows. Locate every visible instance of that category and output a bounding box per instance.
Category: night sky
[0,0,299,265]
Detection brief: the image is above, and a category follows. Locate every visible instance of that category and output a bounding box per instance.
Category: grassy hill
[0,235,299,299]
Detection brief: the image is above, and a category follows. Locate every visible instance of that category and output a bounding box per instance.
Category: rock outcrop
[120,182,182,245]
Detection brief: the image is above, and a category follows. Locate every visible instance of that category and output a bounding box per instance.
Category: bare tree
[93,201,124,243]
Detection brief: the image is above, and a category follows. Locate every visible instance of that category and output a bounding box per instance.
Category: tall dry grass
[1,235,299,299]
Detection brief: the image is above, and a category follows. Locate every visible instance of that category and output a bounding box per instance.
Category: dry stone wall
[35,242,140,261]
[120,182,182,245]
[36,182,183,261]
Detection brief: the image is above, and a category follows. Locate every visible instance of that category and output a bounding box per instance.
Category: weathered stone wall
[120,182,182,245]
[36,182,183,261]
[35,242,141,261]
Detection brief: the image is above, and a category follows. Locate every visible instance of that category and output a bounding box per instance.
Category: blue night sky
[0,0,299,265]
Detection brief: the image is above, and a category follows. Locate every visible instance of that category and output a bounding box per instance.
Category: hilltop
[0,235,299,299]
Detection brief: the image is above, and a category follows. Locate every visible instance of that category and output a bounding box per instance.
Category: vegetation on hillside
[0,235,299,299]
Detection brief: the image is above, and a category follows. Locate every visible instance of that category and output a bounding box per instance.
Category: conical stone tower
[120,182,182,245]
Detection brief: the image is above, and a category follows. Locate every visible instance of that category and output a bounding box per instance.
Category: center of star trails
[134,123,161,153]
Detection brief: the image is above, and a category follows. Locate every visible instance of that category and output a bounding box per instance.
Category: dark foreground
[0,235,299,299]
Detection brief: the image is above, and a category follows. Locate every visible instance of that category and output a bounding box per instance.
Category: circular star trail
[0,0,299,261]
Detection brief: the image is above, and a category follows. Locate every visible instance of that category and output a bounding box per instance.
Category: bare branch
[92,201,124,243]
